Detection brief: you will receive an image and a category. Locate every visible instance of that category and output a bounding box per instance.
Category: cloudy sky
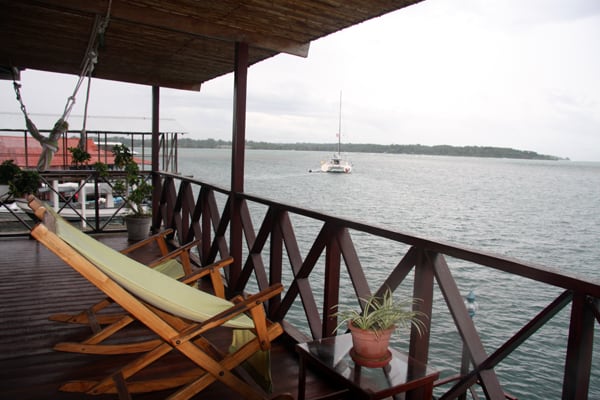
[2,0,600,161]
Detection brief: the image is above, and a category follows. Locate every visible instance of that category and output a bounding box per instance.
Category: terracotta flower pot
[348,322,394,368]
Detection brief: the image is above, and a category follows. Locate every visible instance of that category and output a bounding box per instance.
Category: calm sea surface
[178,148,600,399]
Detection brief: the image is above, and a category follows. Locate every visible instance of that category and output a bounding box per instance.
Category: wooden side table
[296,334,439,400]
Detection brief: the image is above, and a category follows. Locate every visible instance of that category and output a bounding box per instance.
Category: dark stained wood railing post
[199,187,212,264]
[161,176,177,235]
[151,85,160,232]
[229,41,249,288]
[269,209,283,313]
[323,224,341,338]
[229,183,242,289]
[178,181,195,242]
[410,249,434,360]
[562,293,596,399]
[406,249,435,400]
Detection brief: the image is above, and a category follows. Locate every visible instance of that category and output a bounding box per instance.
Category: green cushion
[153,259,198,288]
[52,214,253,329]
[153,259,185,280]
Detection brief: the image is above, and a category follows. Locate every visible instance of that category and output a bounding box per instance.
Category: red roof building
[1,135,117,169]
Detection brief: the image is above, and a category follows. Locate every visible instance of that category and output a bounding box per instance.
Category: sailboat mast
[338,91,342,155]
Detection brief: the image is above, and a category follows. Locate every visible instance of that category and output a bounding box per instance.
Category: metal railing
[154,171,599,400]
[0,130,179,235]
[0,169,152,235]
[0,128,182,170]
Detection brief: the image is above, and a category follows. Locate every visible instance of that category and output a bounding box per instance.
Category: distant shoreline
[176,138,567,161]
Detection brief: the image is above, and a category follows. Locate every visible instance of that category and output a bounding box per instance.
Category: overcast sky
[2,0,600,161]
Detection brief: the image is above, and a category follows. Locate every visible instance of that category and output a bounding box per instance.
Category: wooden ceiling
[0,0,423,90]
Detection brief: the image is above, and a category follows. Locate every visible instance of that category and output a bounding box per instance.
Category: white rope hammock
[12,0,112,171]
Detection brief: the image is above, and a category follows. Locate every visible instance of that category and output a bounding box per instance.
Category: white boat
[320,92,352,174]
[320,152,352,173]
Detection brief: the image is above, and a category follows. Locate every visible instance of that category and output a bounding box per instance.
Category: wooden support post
[200,188,211,265]
[230,42,249,288]
[406,249,434,400]
[151,85,160,232]
[562,293,596,399]
[269,210,283,315]
[323,225,341,338]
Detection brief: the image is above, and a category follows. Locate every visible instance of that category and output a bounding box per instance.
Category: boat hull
[321,156,352,173]
[321,164,352,173]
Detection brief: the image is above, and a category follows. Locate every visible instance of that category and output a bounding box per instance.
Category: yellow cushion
[53,215,253,329]
[231,329,272,392]
[153,259,185,280]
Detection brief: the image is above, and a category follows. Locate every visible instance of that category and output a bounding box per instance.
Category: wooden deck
[0,234,336,400]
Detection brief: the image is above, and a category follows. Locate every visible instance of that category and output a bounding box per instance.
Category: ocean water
[178,148,600,399]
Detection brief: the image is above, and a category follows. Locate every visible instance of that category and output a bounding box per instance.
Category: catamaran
[320,92,352,173]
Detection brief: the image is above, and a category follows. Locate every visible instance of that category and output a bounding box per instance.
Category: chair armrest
[121,228,174,255]
[146,239,199,268]
[179,256,233,299]
[178,283,284,346]
[146,239,200,281]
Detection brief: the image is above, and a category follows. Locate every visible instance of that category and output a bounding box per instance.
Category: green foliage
[68,146,91,168]
[127,180,152,212]
[111,145,151,216]
[93,162,109,178]
[0,160,41,198]
[8,169,41,198]
[333,288,427,337]
[100,135,564,160]
[112,144,134,169]
[0,160,21,185]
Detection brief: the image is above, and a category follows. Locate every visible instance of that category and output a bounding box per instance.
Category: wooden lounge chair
[28,196,285,399]
[49,252,234,356]
[28,198,235,354]
[120,227,230,293]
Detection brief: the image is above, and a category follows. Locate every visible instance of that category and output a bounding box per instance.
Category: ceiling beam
[27,0,310,57]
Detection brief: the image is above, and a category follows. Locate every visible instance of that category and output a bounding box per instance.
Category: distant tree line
[113,137,565,160]
[185,139,564,160]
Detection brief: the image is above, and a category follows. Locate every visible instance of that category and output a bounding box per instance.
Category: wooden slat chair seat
[28,196,286,400]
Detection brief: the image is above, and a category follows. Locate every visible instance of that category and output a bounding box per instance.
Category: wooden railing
[154,173,600,399]
[157,171,598,399]
[3,166,596,398]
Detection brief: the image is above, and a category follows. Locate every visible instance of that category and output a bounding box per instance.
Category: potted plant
[111,144,153,241]
[333,288,427,367]
[68,146,91,169]
[9,169,42,199]
[0,160,41,200]
[0,160,21,199]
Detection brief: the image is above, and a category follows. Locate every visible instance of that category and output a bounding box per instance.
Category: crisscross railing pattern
[154,171,599,400]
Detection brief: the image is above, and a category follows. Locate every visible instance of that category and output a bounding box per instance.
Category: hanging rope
[80,74,92,152]
[12,70,68,171]
[76,46,97,152]
[12,0,112,170]
[76,0,111,151]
